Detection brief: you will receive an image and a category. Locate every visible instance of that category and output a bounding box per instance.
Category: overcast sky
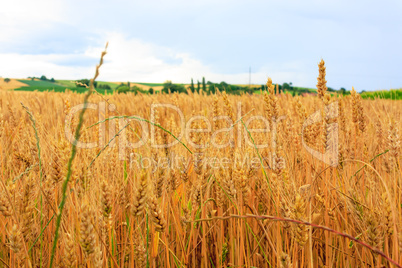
[0,0,401,91]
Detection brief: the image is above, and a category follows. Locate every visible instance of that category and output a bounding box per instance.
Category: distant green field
[14,79,118,94]
[253,86,316,95]
[16,79,66,90]
[360,89,402,100]
[11,80,402,99]
[293,86,316,92]
[134,82,164,87]
[58,80,120,90]
[14,87,113,94]
[96,81,120,89]
[56,80,78,88]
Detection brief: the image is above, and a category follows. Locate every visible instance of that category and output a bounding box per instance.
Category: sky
[0,0,401,91]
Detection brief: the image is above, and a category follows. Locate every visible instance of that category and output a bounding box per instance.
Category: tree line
[73,77,350,96]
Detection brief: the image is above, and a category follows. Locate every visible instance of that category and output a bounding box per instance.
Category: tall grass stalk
[49,43,108,268]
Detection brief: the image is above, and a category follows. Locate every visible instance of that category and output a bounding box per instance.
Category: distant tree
[339,87,347,95]
[127,81,130,88]
[40,75,47,81]
[116,83,131,91]
[245,87,253,94]
[98,84,112,90]
[76,79,97,88]
[4,78,10,83]
[115,85,146,95]
[162,80,186,94]
[208,81,215,94]
[50,78,55,82]
[131,85,146,94]
[117,86,130,94]
[197,80,200,92]
[220,81,229,91]
[190,78,195,92]
[149,87,154,94]
[202,77,206,91]
[282,82,290,90]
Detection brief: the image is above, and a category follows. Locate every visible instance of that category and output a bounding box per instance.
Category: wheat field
[0,57,401,268]
[0,79,29,91]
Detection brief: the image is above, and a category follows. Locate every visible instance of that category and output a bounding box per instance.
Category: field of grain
[111,82,165,92]
[361,89,402,100]
[0,58,401,268]
[0,79,29,91]
[13,79,67,92]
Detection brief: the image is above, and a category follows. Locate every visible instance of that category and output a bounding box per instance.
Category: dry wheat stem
[185,214,401,268]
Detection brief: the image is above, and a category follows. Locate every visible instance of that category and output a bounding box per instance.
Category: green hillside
[253,86,316,95]
[15,79,66,91]
[55,80,78,88]
[10,79,401,99]
[14,80,109,94]
[134,82,164,87]
[14,79,119,93]
[360,89,402,100]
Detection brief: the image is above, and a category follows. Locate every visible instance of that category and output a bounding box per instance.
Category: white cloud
[0,53,94,79]
[0,0,66,45]
[0,32,305,85]
[1,1,401,90]
[88,33,310,85]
